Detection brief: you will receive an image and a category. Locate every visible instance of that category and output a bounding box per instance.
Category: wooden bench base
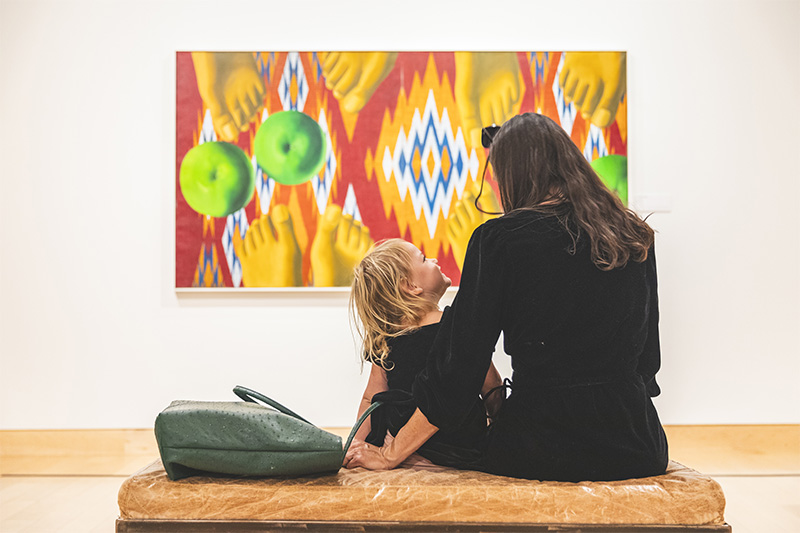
[117,460,729,532]
[116,519,731,532]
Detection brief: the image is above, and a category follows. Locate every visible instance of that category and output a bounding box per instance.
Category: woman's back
[497,209,660,392]
[415,209,667,481]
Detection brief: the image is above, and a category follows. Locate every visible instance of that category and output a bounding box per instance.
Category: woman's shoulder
[477,208,566,244]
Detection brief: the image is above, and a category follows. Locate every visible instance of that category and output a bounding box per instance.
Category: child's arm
[352,362,389,443]
[480,362,503,420]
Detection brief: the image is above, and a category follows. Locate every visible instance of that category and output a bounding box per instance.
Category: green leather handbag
[155,386,380,480]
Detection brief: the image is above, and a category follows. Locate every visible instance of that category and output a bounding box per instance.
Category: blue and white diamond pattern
[311,108,336,215]
[255,109,275,214]
[311,52,323,81]
[256,52,275,84]
[223,209,250,288]
[553,53,576,136]
[530,52,549,84]
[382,90,479,238]
[279,52,308,112]
[583,124,608,163]
[253,155,275,215]
[199,109,217,144]
[343,184,362,222]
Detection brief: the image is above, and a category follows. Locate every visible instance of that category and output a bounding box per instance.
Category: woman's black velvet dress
[412,209,668,482]
[365,323,488,469]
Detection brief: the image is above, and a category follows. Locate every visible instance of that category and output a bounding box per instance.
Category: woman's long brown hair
[488,113,653,270]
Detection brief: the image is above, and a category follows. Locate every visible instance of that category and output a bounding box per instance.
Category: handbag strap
[341,400,383,459]
[233,385,313,426]
[233,385,383,460]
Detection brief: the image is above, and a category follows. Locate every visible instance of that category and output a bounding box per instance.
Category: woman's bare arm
[343,408,438,469]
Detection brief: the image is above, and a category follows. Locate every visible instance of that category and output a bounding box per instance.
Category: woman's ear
[402,278,424,296]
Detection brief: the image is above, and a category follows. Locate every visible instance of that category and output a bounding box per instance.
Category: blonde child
[347,239,503,469]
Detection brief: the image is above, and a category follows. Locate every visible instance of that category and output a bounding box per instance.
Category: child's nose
[431,258,438,264]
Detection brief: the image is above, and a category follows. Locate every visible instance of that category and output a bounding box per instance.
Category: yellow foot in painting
[311,204,374,287]
[558,52,626,128]
[191,52,266,142]
[319,52,398,114]
[447,185,502,271]
[455,52,522,147]
[232,205,301,287]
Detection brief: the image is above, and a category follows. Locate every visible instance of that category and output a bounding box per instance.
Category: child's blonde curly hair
[349,239,438,370]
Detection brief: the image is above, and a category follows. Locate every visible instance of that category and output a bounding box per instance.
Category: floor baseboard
[1,425,797,477]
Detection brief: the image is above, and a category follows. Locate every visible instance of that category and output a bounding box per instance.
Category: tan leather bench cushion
[118,460,725,525]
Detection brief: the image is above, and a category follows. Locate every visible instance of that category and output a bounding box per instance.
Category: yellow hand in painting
[191,52,265,142]
[558,52,626,128]
[311,204,374,287]
[319,52,398,114]
[447,185,502,271]
[455,52,522,147]
[232,205,301,287]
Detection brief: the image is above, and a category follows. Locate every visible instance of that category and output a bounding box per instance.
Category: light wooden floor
[1,426,798,533]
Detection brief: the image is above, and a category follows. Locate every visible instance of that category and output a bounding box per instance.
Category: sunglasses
[481,125,501,148]
[475,124,505,216]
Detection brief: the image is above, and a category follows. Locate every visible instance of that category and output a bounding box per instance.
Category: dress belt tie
[510,370,642,390]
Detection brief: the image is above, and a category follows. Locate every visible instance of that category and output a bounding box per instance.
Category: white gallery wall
[1,0,798,429]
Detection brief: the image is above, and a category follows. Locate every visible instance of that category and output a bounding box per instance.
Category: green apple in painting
[254,111,326,186]
[591,154,628,205]
[179,142,255,217]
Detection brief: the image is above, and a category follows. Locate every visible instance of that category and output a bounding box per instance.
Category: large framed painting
[175,51,627,289]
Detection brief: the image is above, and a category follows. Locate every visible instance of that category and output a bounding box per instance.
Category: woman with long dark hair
[344,113,668,482]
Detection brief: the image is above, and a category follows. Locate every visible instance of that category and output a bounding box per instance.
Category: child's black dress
[365,322,488,469]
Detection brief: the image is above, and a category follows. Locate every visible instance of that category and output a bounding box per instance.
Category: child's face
[402,242,451,300]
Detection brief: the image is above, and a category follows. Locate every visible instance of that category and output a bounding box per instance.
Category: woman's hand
[342,439,394,470]
[343,409,439,471]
